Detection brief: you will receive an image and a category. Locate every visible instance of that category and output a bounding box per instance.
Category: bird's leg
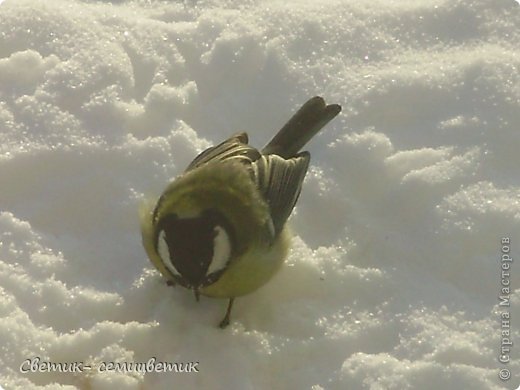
[219,298,235,328]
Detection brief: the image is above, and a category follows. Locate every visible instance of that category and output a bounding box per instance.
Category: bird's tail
[261,96,341,158]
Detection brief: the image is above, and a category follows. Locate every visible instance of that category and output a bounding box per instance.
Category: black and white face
[155,209,234,295]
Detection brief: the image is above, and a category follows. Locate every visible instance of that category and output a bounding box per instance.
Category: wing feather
[252,152,310,235]
[185,132,260,171]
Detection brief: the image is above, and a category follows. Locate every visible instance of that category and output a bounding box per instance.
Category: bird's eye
[206,226,231,276]
[157,230,182,277]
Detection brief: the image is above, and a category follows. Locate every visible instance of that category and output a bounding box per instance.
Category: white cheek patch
[206,226,231,276]
[157,230,181,277]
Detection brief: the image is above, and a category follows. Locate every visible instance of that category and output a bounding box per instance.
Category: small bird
[140,96,341,327]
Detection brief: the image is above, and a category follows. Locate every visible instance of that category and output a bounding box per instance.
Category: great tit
[140,96,341,327]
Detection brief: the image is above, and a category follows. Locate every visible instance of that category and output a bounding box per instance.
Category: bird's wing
[185,131,310,236]
[185,132,260,172]
[252,152,310,236]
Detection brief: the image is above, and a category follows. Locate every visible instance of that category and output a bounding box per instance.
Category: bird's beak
[193,288,200,302]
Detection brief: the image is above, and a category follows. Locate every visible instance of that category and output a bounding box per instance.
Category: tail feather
[262,96,341,158]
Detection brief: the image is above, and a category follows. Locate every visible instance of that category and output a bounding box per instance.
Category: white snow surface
[0,0,519,389]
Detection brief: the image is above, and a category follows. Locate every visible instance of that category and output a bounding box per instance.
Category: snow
[0,0,519,389]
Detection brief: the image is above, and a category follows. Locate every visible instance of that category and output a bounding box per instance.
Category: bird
[140,96,341,328]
